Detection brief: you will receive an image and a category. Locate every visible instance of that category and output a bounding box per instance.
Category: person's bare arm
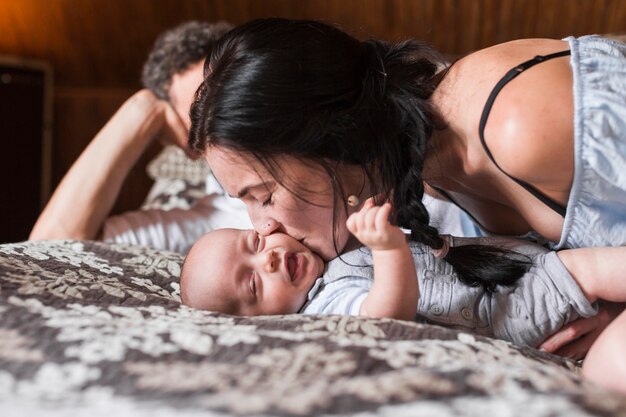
[539,246,626,359]
[557,246,626,303]
[539,302,625,360]
[346,200,418,321]
[29,89,188,241]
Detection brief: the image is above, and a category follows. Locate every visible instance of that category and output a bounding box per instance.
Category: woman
[189,18,625,369]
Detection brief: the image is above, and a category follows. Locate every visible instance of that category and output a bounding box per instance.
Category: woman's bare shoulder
[436,38,574,191]
[477,39,575,189]
[435,39,570,123]
[455,38,570,87]
[464,38,569,64]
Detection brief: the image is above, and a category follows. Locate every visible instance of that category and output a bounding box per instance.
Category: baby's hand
[346,199,406,251]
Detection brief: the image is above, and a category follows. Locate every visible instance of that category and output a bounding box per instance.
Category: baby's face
[182,229,325,316]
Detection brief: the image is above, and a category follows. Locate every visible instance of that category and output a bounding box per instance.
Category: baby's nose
[264,250,277,273]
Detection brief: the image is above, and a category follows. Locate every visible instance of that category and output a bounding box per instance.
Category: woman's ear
[336,164,368,196]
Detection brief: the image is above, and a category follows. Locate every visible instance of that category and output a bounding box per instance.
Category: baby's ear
[178,261,191,304]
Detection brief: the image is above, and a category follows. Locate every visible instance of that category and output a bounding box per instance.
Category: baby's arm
[346,200,418,320]
[557,246,626,303]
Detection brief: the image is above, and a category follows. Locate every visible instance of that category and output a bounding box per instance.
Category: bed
[2,147,626,416]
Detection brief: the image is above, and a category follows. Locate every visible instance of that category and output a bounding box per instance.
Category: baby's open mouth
[286,253,299,283]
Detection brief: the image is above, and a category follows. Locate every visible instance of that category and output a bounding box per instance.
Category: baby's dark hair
[189,17,531,292]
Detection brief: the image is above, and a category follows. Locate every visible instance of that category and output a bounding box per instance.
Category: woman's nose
[254,217,280,236]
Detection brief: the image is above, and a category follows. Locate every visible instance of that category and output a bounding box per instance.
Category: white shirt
[102,174,251,254]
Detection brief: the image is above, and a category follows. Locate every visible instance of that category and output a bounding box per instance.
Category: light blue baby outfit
[300,237,597,348]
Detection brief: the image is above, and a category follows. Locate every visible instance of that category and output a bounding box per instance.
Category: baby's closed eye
[249,272,257,296]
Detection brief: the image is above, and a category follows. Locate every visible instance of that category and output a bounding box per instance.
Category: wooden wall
[0,0,624,214]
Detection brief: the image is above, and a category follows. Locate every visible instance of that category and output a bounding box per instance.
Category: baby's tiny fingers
[358,207,372,231]
[374,203,392,229]
[361,196,376,210]
[346,213,359,234]
[364,205,380,228]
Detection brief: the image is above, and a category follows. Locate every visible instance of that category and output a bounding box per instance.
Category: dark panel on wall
[0,62,48,242]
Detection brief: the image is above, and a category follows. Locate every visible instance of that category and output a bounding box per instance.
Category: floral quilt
[1,239,625,417]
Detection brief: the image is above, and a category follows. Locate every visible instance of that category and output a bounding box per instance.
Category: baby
[180,201,623,348]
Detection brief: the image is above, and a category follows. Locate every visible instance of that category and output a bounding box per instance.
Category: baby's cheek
[291,292,308,314]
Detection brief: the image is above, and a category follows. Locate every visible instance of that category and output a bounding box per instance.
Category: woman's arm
[539,246,626,359]
[346,201,418,321]
[29,89,188,241]
[557,246,626,303]
[539,302,625,360]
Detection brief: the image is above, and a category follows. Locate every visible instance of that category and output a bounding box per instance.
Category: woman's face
[206,147,358,261]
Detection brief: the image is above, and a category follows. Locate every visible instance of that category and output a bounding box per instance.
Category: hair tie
[432,235,451,258]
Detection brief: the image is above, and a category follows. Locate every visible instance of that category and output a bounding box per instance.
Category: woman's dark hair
[189,18,530,292]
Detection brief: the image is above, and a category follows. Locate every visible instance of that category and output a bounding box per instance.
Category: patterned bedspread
[1,240,625,417]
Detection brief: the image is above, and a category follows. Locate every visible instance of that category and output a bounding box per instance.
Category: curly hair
[141,20,233,101]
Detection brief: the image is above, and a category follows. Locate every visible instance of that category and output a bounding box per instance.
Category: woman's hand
[346,199,405,251]
[539,301,625,360]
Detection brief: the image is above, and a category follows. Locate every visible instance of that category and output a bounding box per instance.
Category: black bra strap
[478,50,570,217]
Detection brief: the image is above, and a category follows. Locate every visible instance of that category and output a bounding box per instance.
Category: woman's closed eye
[261,193,273,207]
